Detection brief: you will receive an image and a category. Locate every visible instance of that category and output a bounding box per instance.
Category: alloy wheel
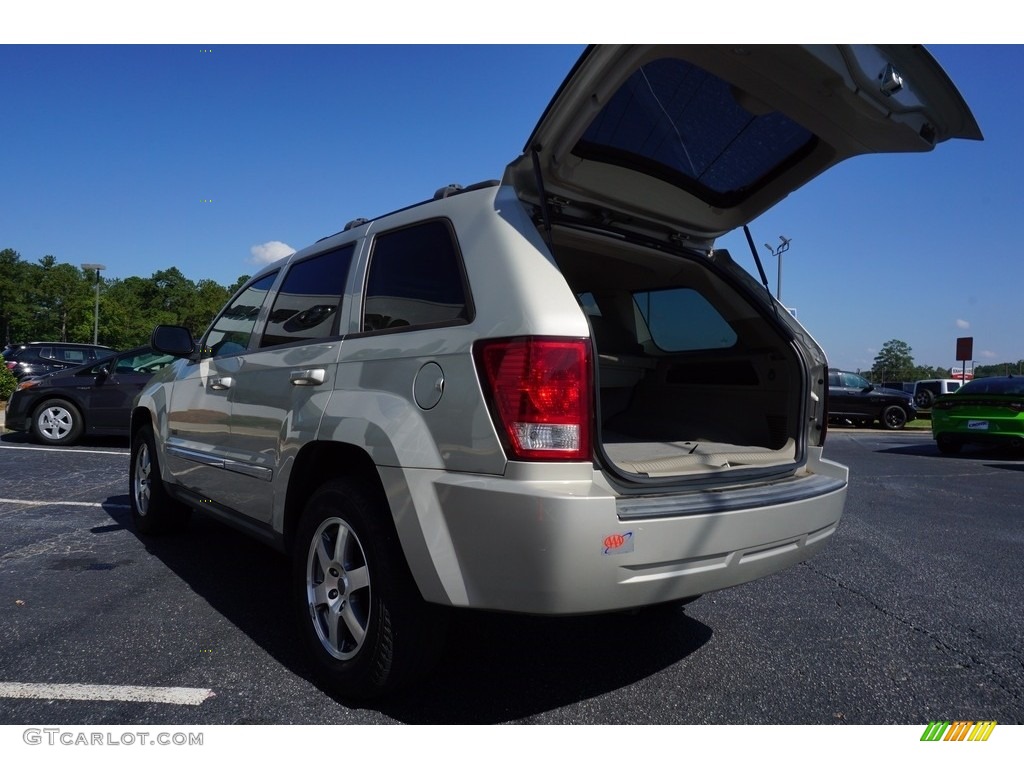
[305,517,372,661]
[133,440,152,516]
[38,406,74,441]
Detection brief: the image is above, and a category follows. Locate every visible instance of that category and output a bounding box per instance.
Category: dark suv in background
[2,342,114,381]
[827,369,918,429]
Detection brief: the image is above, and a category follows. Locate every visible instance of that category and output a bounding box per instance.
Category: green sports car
[931,376,1024,454]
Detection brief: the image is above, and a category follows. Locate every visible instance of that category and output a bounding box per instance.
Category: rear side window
[363,220,471,332]
[204,272,278,357]
[260,245,355,348]
[633,288,737,352]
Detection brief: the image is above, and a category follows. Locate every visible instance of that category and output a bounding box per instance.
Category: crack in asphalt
[800,560,1023,707]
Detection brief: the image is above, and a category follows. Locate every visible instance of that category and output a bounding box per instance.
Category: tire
[292,478,447,699]
[936,434,963,454]
[881,405,908,430]
[129,424,191,534]
[31,399,84,445]
[914,389,935,409]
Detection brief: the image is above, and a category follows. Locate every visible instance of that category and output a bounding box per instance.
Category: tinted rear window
[576,57,814,206]
[363,220,471,332]
[958,378,1024,396]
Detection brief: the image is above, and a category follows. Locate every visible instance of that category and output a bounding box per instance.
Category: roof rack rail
[318,180,504,243]
[433,180,500,200]
[434,184,464,200]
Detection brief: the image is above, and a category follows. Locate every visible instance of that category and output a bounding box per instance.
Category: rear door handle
[210,376,234,391]
[290,368,326,386]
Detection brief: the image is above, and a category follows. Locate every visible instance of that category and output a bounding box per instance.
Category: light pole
[80,263,106,344]
[762,236,791,302]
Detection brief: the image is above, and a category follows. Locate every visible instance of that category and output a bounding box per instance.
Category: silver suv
[131,45,979,698]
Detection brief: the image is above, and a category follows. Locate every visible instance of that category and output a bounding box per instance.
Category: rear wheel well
[283,442,389,551]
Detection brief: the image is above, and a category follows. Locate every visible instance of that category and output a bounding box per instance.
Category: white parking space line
[0,498,130,509]
[0,444,127,455]
[0,682,215,705]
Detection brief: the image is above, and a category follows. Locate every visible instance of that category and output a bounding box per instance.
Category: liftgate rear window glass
[363,220,470,332]
[575,57,814,205]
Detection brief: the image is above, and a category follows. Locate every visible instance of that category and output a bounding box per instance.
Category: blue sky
[2,42,1020,372]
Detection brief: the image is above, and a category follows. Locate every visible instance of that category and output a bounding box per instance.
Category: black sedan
[4,346,175,446]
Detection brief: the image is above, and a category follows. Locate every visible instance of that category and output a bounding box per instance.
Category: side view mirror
[862,385,874,393]
[151,325,195,358]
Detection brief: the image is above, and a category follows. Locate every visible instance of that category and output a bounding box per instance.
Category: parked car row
[3,346,174,445]
[825,368,1023,453]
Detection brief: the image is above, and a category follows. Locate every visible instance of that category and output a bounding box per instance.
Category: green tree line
[868,338,1022,382]
[1,248,249,349]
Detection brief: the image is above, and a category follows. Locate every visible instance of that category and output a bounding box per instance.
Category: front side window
[204,272,278,357]
[633,288,737,352]
[260,245,355,348]
[363,220,470,332]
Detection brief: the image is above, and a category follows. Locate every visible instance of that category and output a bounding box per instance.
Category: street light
[762,235,791,301]
[80,263,106,344]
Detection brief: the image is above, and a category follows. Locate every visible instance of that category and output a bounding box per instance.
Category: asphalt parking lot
[0,425,1021,726]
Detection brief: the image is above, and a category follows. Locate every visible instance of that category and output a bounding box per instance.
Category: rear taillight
[474,337,592,461]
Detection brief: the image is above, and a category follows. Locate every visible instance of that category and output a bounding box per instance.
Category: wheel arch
[282,440,454,606]
[130,405,155,440]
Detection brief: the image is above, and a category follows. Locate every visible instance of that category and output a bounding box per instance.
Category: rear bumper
[933,413,1024,445]
[389,449,848,614]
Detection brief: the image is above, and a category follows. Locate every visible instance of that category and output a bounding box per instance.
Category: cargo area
[550,229,803,479]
